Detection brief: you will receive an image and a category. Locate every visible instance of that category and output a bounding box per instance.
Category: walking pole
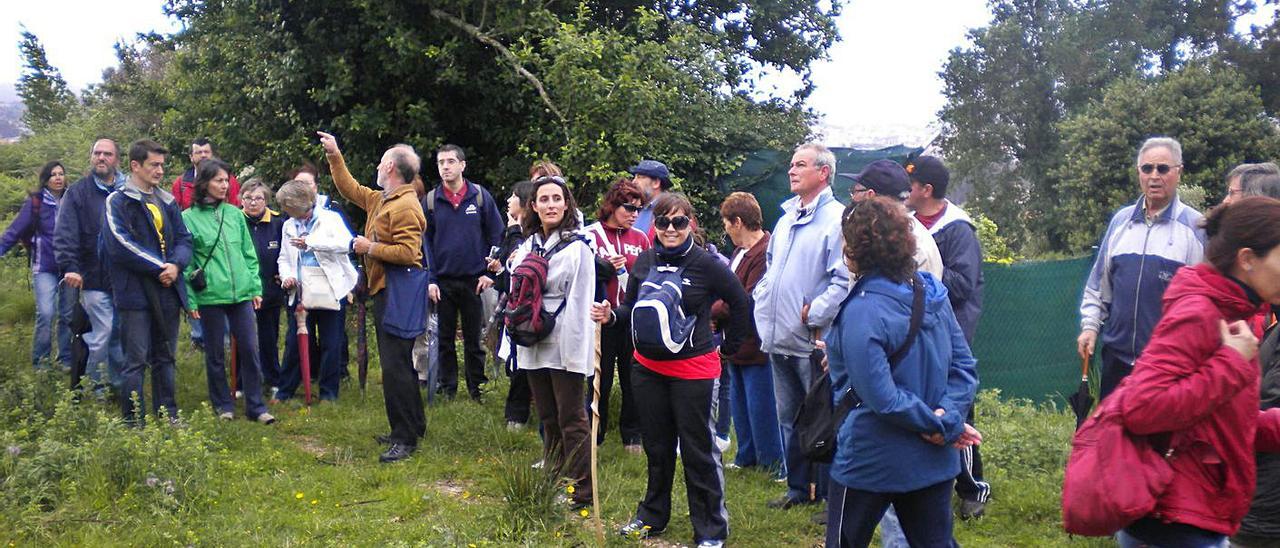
[229,334,238,396]
[355,275,369,395]
[590,321,604,544]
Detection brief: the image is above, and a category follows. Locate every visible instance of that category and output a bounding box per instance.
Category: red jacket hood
[1162,263,1258,322]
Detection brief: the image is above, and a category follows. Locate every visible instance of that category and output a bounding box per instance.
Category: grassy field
[0,255,1109,547]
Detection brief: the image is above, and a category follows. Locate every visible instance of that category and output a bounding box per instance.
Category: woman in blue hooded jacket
[823,197,982,547]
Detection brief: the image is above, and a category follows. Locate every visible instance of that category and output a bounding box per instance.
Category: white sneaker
[218,412,234,421]
[531,459,545,469]
[234,390,243,399]
[715,435,732,453]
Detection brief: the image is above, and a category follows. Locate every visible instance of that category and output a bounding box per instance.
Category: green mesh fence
[970,256,1094,403]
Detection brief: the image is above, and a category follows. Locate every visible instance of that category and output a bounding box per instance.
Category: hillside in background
[0,83,24,141]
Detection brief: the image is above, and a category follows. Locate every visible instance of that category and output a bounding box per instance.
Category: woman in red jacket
[1117,196,1280,547]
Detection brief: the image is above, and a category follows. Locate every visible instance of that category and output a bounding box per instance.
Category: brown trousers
[527,368,592,503]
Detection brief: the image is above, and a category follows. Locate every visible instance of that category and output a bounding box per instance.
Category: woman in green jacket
[183,159,274,424]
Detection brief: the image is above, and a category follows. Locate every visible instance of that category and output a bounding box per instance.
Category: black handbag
[794,273,925,464]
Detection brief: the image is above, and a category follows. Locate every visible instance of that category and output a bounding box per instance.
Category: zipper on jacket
[1131,222,1153,363]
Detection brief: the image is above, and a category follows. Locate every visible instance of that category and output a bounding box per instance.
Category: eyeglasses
[535,175,566,184]
[1139,163,1180,175]
[850,186,870,197]
[621,203,642,213]
[243,196,266,203]
[655,215,691,231]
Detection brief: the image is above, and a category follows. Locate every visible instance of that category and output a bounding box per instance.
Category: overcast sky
[3,1,1275,142]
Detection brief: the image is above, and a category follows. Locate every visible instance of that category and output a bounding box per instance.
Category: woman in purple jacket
[0,161,73,368]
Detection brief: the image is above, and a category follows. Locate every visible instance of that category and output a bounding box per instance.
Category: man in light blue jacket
[753,142,851,509]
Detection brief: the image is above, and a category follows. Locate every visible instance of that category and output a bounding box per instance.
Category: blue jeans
[255,305,282,388]
[119,306,180,423]
[280,305,345,400]
[31,272,74,368]
[198,302,268,418]
[80,289,125,388]
[826,480,957,548]
[715,363,732,439]
[1119,518,1229,547]
[728,360,784,471]
[771,352,827,500]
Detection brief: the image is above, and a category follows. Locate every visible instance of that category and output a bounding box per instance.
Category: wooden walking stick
[296,302,313,406]
[590,321,604,544]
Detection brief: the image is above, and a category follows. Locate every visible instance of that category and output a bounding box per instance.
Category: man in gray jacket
[754,142,851,508]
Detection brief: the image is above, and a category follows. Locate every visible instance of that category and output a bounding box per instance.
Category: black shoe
[379,443,416,463]
[767,494,819,510]
[958,498,986,520]
[618,518,664,538]
[374,434,393,445]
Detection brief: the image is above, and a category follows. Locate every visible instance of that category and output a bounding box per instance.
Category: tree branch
[430,9,570,138]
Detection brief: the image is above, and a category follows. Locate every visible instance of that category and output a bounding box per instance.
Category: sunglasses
[535,175,566,184]
[620,203,642,213]
[655,215,691,231]
[1139,163,1179,175]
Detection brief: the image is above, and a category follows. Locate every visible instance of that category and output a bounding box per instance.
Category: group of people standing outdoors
[1071,137,1280,547]
[10,129,1280,546]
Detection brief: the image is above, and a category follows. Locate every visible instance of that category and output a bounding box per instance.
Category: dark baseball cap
[907,155,949,188]
[846,159,910,201]
[629,159,672,189]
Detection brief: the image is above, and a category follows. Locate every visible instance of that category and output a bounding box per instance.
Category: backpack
[630,263,696,358]
[502,234,582,347]
[18,192,42,255]
[794,273,925,464]
[425,186,483,214]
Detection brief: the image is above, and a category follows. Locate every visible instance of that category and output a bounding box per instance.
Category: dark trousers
[505,365,533,424]
[715,364,732,438]
[119,305,180,423]
[199,302,268,418]
[954,404,989,503]
[527,367,592,503]
[632,364,728,543]
[586,321,640,445]
[436,276,487,398]
[280,304,345,400]
[255,305,282,388]
[1099,344,1133,403]
[728,360,784,470]
[373,292,425,445]
[826,480,957,548]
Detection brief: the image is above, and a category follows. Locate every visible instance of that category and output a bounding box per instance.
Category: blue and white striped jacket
[1080,195,1205,366]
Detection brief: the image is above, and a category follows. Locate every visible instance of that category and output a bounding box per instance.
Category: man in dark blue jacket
[55,138,128,392]
[103,139,193,424]
[423,144,504,401]
[906,155,989,520]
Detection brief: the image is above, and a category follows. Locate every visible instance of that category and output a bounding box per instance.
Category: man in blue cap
[629,159,672,235]
[842,159,942,278]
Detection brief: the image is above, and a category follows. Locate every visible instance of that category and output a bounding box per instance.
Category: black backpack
[501,235,583,347]
[794,273,925,464]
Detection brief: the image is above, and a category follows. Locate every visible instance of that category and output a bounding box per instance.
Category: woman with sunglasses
[511,175,598,509]
[582,177,650,451]
[592,193,751,548]
[181,159,275,424]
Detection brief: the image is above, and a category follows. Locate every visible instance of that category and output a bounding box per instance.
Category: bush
[0,366,219,541]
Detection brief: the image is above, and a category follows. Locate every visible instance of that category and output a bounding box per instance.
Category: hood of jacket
[854,270,951,327]
[1162,263,1259,322]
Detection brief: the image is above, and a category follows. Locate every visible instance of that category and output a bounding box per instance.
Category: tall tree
[15,28,77,133]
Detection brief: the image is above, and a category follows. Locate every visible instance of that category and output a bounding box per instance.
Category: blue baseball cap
[629,159,672,189]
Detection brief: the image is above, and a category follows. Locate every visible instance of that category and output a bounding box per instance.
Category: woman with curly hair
[823,197,980,547]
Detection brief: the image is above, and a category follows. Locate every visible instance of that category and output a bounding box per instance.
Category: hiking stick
[590,321,604,544]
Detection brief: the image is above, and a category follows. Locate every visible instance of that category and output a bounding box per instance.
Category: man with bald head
[319,131,427,463]
[54,138,128,395]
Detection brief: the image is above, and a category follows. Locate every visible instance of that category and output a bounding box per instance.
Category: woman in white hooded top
[509,175,596,509]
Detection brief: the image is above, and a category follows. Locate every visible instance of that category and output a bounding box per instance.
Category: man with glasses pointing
[1078,136,1206,402]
